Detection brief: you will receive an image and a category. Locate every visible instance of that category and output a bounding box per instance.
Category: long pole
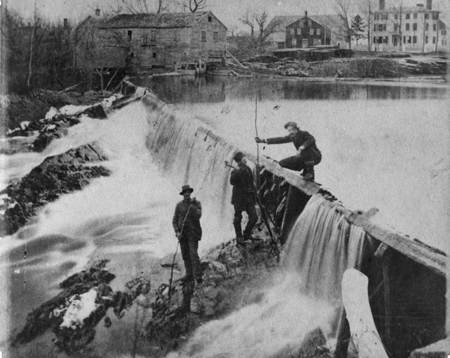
[254,88,259,168]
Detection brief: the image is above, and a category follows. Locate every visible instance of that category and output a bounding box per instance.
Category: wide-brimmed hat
[233,151,245,162]
[284,121,298,129]
[180,185,194,195]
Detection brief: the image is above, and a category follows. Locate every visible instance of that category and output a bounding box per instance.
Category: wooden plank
[342,269,389,358]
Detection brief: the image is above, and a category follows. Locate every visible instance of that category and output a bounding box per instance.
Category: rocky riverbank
[12,260,151,355]
[0,142,110,236]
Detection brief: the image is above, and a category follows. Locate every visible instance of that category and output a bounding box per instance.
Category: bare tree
[334,0,355,49]
[240,9,255,37]
[182,0,207,13]
[239,10,282,54]
[359,0,378,51]
[121,0,168,14]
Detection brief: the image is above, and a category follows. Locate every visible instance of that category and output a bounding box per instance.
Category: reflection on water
[133,75,448,103]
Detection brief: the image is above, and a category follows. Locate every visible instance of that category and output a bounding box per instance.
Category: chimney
[305,10,308,18]
[95,8,101,16]
[379,0,385,10]
[426,0,432,10]
[63,18,68,28]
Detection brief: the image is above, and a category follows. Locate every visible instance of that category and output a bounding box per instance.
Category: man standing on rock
[255,121,322,181]
[173,185,203,284]
[228,151,258,245]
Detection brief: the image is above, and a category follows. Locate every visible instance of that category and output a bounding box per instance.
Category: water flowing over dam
[165,195,367,358]
[2,79,448,358]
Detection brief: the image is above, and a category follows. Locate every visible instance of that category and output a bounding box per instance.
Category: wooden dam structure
[120,80,448,358]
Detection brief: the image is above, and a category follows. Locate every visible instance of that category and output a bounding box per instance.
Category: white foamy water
[165,194,365,358]
[170,96,450,252]
[168,274,336,358]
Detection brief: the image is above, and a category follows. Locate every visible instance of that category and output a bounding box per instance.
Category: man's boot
[302,166,315,181]
[234,222,245,245]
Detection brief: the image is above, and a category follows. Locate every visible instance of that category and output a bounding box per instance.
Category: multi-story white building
[372,0,447,52]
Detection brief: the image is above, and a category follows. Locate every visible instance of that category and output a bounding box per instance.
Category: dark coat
[172,199,202,240]
[266,130,322,165]
[230,164,255,206]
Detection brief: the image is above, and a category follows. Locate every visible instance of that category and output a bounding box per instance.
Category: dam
[1,77,448,357]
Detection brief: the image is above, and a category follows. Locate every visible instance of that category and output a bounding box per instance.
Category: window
[374,14,379,20]
[394,14,398,20]
[407,36,411,43]
[383,36,388,43]
[425,13,429,19]
[290,28,295,35]
[201,31,206,42]
[425,36,428,43]
[151,30,156,41]
[310,28,314,35]
[382,14,388,20]
[433,36,436,43]
[143,34,148,45]
[432,13,438,19]
[413,13,417,19]
[394,24,398,31]
[292,38,297,46]
[426,23,429,31]
[378,36,383,43]
[374,24,377,32]
[406,13,410,19]
[208,16,212,22]
[378,24,383,31]
[153,52,157,58]
[413,23,417,31]
[308,20,312,26]
[413,36,417,43]
[213,31,218,42]
[383,24,387,31]
[316,28,321,35]
[127,30,132,41]
[433,24,437,31]
[373,36,377,43]
[406,23,410,31]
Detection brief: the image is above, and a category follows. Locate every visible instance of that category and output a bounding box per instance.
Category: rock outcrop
[12,260,151,355]
[146,238,279,354]
[0,142,110,236]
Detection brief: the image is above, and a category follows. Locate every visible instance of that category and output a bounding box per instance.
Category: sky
[5,0,450,31]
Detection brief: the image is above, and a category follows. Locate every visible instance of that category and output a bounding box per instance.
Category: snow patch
[60,289,98,329]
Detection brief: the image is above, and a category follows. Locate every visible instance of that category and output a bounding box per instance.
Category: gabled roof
[267,15,302,33]
[268,15,346,36]
[101,11,227,30]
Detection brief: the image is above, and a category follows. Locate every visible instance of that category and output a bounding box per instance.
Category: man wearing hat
[172,185,203,283]
[230,151,258,244]
[255,121,321,181]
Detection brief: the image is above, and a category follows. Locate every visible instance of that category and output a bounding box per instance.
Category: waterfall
[141,95,247,249]
[165,193,367,358]
[282,194,367,304]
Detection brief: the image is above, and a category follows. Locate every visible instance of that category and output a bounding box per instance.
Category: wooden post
[334,308,351,358]
[382,258,391,340]
[374,243,394,345]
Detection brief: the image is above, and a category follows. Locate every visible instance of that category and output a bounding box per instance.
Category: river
[1,76,449,357]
